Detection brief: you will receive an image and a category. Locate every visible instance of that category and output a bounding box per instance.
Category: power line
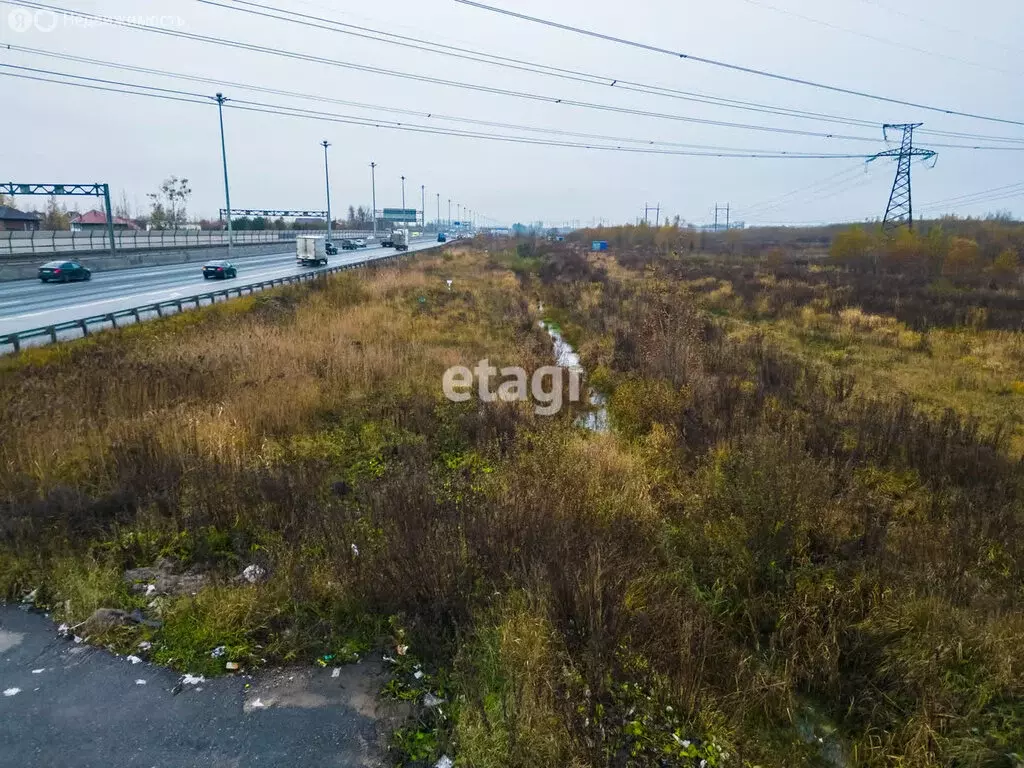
[847,0,1024,58]
[5,45,1021,156]
[228,0,1024,146]
[739,164,868,217]
[454,0,1024,128]
[198,0,884,130]
[0,47,870,154]
[917,181,1024,211]
[735,0,1021,77]
[0,67,883,159]
[8,1,889,143]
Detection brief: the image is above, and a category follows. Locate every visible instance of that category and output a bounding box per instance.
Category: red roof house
[71,210,140,231]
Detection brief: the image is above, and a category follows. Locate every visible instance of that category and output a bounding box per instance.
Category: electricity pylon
[869,123,936,232]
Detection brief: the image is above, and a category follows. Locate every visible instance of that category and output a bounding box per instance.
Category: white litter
[73,636,83,644]
[435,756,454,768]
[135,679,147,686]
[242,564,266,584]
[414,670,425,680]
[350,543,359,557]
[145,584,157,597]
[31,669,45,675]
[126,655,143,665]
[3,688,21,697]
[249,697,268,709]
[210,646,226,658]
[423,693,446,708]
[138,641,152,651]
[331,668,341,679]
[182,674,205,686]
[56,623,69,636]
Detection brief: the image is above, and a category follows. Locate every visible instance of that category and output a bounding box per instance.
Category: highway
[0,237,441,343]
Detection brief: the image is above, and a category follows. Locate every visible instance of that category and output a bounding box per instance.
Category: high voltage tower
[870,123,937,232]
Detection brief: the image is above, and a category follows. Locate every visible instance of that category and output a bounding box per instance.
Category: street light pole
[370,162,377,238]
[436,193,440,230]
[448,198,451,228]
[421,184,425,228]
[321,140,331,243]
[401,176,406,210]
[215,93,233,254]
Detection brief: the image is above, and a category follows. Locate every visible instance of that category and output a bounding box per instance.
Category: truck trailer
[392,229,409,251]
[296,236,329,266]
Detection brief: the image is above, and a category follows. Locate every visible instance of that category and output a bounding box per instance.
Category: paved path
[0,606,396,768]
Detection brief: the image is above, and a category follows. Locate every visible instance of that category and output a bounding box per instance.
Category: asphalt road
[0,238,440,339]
[0,606,398,768]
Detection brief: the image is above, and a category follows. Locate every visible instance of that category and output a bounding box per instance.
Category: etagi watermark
[443,360,582,416]
[6,6,185,33]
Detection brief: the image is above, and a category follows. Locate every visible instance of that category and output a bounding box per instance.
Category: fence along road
[0,229,378,257]
[0,237,442,352]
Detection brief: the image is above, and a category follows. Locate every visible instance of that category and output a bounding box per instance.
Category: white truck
[392,229,409,251]
[295,235,329,266]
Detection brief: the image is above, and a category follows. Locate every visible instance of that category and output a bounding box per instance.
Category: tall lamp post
[321,140,331,242]
[448,198,451,228]
[215,93,232,253]
[421,184,425,228]
[436,193,440,230]
[370,162,377,238]
[401,175,406,210]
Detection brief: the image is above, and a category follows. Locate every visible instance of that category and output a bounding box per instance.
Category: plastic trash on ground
[423,693,446,708]
[242,564,266,584]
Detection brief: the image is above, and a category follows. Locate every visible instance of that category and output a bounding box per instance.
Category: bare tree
[147,176,193,229]
[114,189,133,221]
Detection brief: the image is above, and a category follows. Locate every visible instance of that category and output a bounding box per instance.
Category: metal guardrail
[0,229,379,258]
[0,248,418,353]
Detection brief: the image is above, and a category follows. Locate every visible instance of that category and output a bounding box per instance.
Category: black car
[325,241,338,256]
[38,260,91,283]
[203,260,237,279]
[340,239,359,250]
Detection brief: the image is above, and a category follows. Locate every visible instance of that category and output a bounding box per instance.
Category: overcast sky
[2,0,1023,227]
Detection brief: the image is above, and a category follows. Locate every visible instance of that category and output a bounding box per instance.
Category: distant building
[71,210,139,231]
[0,205,41,231]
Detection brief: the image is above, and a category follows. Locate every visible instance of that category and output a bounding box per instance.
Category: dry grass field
[2,237,1022,767]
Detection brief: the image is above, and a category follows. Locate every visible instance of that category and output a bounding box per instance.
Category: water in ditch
[541,316,609,433]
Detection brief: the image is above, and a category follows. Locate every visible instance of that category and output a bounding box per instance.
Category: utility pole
[401,175,406,210]
[215,93,233,253]
[370,162,377,237]
[448,198,451,228]
[321,140,331,242]
[869,123,937,232]
[713,204,730,232]
[436,192,440,230]
[421,184,425,228]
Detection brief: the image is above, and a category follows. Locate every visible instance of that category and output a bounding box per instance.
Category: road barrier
[0,248,420,354]
[0,229,379,258]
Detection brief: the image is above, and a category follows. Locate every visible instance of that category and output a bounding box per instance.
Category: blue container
[592,240,609,252]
